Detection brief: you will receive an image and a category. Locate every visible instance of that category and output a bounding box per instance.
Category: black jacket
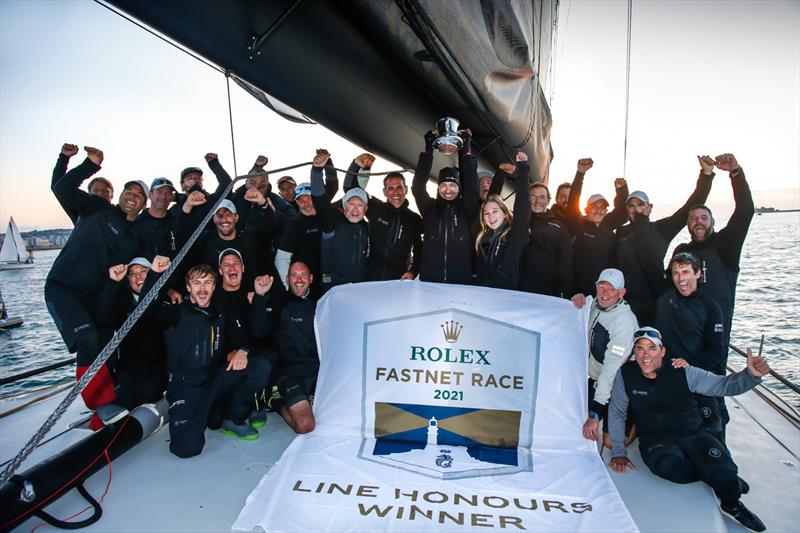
[564,171,629,296]
[615,171,714,324]
[133,209,179,260]
[655,287,727,374]
[474,165,531,289]
[411,152,480,284]
[342,161,423,280]
[168,158,232,229]
[519,209,573,297]
[47,158,139,294]
[673,168,754,340]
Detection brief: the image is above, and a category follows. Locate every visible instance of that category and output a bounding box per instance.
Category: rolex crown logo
[440,320,462,343]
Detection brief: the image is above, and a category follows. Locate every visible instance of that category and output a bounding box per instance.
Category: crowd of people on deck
[45,126,767,530]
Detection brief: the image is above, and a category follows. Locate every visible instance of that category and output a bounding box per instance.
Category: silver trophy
[433,117,463,154]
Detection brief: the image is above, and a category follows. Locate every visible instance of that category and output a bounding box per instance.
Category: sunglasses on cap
[633,329,662,342]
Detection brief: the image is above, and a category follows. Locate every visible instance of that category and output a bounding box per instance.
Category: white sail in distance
[0,217,28,263]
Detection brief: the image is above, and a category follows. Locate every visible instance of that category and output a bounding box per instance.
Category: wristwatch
[588,411,600,420]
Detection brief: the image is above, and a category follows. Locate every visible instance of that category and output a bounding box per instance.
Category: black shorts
[277,375,317,408]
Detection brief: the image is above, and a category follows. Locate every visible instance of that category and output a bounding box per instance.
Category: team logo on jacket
[358,308,540,479]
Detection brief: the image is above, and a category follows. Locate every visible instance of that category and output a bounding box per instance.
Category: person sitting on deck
[571,268,638,447]
[563,157,629,297]
[608,326,767,532]
[251,261,319,434]
[473,152,531,290]
[145,261,270,457]
[411,128,479,284]
[45,146,148,430]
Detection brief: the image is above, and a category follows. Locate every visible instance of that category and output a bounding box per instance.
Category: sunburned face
[529,186,549,214]
[119,185,147,217]
[438,181,460,201]
[633,338,665,378]
[214,208,238,239]
[687,208,714,242]
[482,201,506,230]
[219,254,244,290]
[187,274,215,308]
[595,281,625,309]
[296,194,315,216]
[671,262,700,297]
[344,197,367,223]
[127,264,149,294]
[383,177,407,209]
[287,263,313,297]
[585,201,609,225]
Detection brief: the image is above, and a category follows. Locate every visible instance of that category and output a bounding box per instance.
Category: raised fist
[515,151,528,163]
[254,155,268,168]
[84,146,104,166]
[697,155,715,175]
[614,177,627,189]
[61,143,79,157]
[499,163,516,174]
[151,255,171,274]
[424,130,437,154]
[577,158,593,173]
[204,153,218,163]
[313,149,331,168]
[714,153,739,173]
[185,191,207,208]
[244,188,266,206]
[108,264,128,282]
[254,274,274,296]
[355,153,376,169]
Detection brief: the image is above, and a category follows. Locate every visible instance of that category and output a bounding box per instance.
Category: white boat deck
[2,383,798,532]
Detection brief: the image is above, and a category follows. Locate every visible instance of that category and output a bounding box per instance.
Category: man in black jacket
[146,261,270,457]
[673,153,754,348]
[310,150,370,292]
[564,158,628,296]
[133,177,179,260]
[251,261,319,434]
[614,155,715,325]
[411,129,479,284]
[657,252,727,439]
[45,146,147,430]
[51,143,113,223]
[168,153,232,229]
[343,153,423,280]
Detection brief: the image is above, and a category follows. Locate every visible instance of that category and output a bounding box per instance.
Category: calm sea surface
[1,213,799,408]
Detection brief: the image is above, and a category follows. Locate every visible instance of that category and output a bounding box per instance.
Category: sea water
[1,212,798,408]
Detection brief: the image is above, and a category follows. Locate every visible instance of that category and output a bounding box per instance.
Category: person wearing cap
[518,180,573,297]
[608,327,768,532]
[51,143,115,223]
[572,268,639,446]
[342,153,423,281]
[411,128,479,284]
[549,182,572,222]
[309,150,370,291]
[473,153,531,289]
[230,155,300,232]
[168,152,232,231]
[613,156,714,325]
[656,251,728,440]
[277,175,297,203]
[45,146,148,430]
[250,261,320,434]
[133,176,180,263]
[673,153,754,350]
[563,157,629,297]
[96,255,169,411]
[274,181,328,290]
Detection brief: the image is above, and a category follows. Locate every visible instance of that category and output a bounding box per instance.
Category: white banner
[234,281,637,532]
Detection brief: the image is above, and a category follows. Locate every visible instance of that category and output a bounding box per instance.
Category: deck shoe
[94,403,129,426]
[249,410,268,429]
[221,419,259,441]
[720,501,765,532]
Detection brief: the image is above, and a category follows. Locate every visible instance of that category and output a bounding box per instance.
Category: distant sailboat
[0,288,23,329]
[0,217,34,270]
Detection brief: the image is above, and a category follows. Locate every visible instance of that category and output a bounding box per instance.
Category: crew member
[168,153,232,229]
[229,155,298,230]
[277,175,298,204]
[51,143,113,222]
[550,181,571,221]
[274,182,327,290]
[608,327,767,532]
[134,177,179,260]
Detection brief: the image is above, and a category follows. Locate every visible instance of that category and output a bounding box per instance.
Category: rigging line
[547,0,560,107]
[622,0,633,178]
[92,0,224,75]
[225,72,239,177]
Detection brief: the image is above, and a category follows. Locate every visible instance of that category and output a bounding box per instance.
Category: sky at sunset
[1,0,798,231]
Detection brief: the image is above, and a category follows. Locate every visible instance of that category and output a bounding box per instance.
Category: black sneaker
[720,501,765,532]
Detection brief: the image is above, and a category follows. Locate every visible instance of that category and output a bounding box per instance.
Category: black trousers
[166,357,270,458]
[639,428,740,506]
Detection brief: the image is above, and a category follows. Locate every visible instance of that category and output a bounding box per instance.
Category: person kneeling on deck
[571,268,638,447]
[608,327,767,532]
[251,261,319,434]
[145,261,270,457]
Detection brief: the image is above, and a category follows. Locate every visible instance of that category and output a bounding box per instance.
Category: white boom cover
[233,281,637,532]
